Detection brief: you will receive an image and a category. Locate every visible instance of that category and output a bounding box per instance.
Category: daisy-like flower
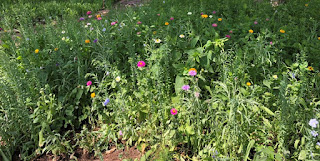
[165,22,169,25]
[212,11,216,14]
[188,68,197,76]
[115,76,121,82]
[111,22,116,26]
[246,82,252,86]
[201,14,208,18]
[137,61,146,67]
[280,29,285,33]
[317,142,320,146]
[254,21,258,24]
[270,41,273,45]
[87,81,92,86]
[179,34,185,38]
[182,85,190,91]
[154,39,162,43]
[35,49,39,53]
[170,108,178,115]
[54,48,58,51]
[249,29,254,33]
[308,66,314,71]
[103,98,110,106]
[218,18,222,21]
[88,15,92,18]
[194,92,200,98]
[61,30,65,34]
[311,130,318,137]
[209,15,213,18]
[170,17,174,20]
[87,11,92,15]
[187,12,192,15]
[79,17,85,21]
[272,75,278,79]
[62,37,66,40]
[91,92,96,98]
[93,39,98,43]
[309,119,318,128]
[97,17,102,20]
[212,23,217,27]
[102,28,106,32]
[85,39,90,43]
[225,35,231,38]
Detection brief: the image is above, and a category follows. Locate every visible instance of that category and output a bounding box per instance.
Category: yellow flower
[218,18,222,21]
[153,31,157,35]
[201,14,208,18]
[165,22,169,25]
[115,76,121,82]
[91,92,96,98]
[54,48,58,51]
[308,66,314,71]
[280,29,285,33]
[154,39,162,43]
[85,39,90,43]
[246,82,252,86]
[272,75,278,79]
[318,37,320,40]
[96,14,101,18]
[249,29,253,33]
[35,49,39,54]
[179,34,185,38]
[305,4,308,7]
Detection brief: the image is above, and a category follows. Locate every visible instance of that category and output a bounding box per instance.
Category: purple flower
[102,28,106,32]
[56,63,60,66]
[309,119,319,128]
[119,130,123,136]
[311,130,318,137]
[170,17,174,20]
[93,39,98,43]
[212,23,217,27]
[317,142,320,146]
[225,35,231,38]
[212,11,216,14]
[254,21,258,24]
[79,17,85,21]
[103,98,110,106]
[182,85,190,91]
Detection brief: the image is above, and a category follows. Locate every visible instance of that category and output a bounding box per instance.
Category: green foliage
[1,0,320,160]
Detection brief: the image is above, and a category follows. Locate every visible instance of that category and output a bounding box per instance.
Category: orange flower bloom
[249,29,253,33]
[280,29,285,33]
[218,18,222,21]
[246,82,252,86]
[85,39,90,43]
[201,14,208,18]
[165,22,169,25]
[91,92,96,98]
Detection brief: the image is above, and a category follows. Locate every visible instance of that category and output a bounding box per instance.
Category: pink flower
[270,41,273,45]
[182,85,190,91]
[97,17,102,20]
[226,35,231,38]
[194,92,200,98]
[137,32,141,35]
[88,15,92,18]
[212,23,217,27]
[87,11,92,15]
[119,130,123,136]
[212,11,216,14]
[170,17,174,20]
[137,61,146,67]
[137,21,142,24]
[111,22,116,26]
[254,21,258,24]
[170,108,178,115]
[229,30,233,33]
[87,81,92,86]
[157,14,160,16]
[266,18,270,21]
[200,12,204,15]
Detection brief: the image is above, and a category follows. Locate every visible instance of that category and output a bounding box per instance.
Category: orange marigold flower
[165,22,169,25]
[201,14,208,18]
[91,92,96,98]
[249,29,253,33]
[280,29,285,33]
[218,18,222,21]
[246,82,252,86]
[35,49,39,53]
[85,39,90,43]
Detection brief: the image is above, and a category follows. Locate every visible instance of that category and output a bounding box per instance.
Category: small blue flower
[317,142,320,146]
[311,130,318,137]
[102,28,106,32]
[104,98,110,106]
[309,119,319,128]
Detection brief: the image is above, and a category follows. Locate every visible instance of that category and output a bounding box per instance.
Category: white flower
[209,15,213,18]
[87,23,91,26]
[179,34,185,38]
[61,30,65,34]
[84,25,88,28]
[115,76,121,82]
[309,119,319,128]
[62,37,66,41]
[187,12,192,15]
[272,75,278,79]
[154,39,162,43]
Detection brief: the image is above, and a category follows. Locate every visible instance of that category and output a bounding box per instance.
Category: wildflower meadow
[1,0,320,160]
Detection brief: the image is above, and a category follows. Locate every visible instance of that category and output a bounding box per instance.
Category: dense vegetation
[1,0,320,160]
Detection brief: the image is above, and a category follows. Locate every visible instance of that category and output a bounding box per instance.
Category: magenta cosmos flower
[170,108,178,115]
[137,61,146,67]
[212,23,217,27]
[111,22,116,26]
[87,81,92,86]
[137,21,142,24]
[170,17,174,20]
[87,11,92,15]
[212,11,216,14]
[182,85,190,91]
[225,35,231,38]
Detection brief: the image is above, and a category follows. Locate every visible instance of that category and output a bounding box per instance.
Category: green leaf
[244,140,255,161]
[191,36,200,48]
[298,150,306,160]
[260,106,274,116]
[294,140,300,149]
[185,124,195,135]
[175,76,184,93]
[263,80,271,89]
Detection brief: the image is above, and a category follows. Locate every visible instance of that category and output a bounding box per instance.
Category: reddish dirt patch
[32,146,141,161]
